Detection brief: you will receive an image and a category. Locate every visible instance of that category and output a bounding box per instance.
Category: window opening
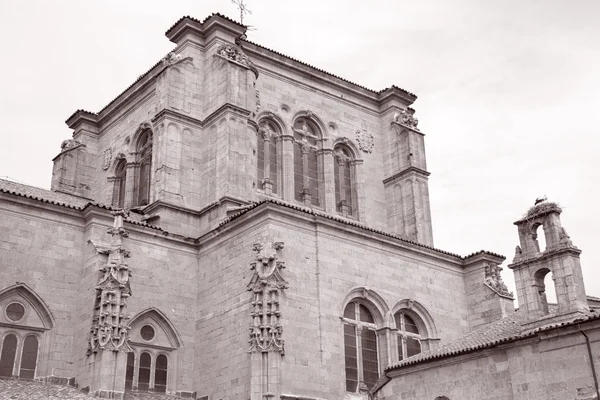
[138,352,151,391]
[140,325,155,341]
[125,352,134,390]
[293,118,321,207]
[342,301,379,392]
[112,159,127,208]
[334,145,356,217]
[136,131,152,207]
[154,354,168,393]
[6,303,25,322]
[395,312,422,360]
[0,334,17,377]
[18,336,38,379]
[257,121,279,195]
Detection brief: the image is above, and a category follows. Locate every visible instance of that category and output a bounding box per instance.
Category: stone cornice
[383,166,431,185]
[391,120,424,136]
[151,108,203,129]
[202,103,252,127]
[508,245,582,270]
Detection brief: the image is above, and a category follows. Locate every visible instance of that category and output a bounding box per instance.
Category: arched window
[0,334,17,377]
[112,159,127,208]
[257,120,280,195]
[154,354,168,393]
[125,352,135,390]
[342,301,379,392]
[334,145,356,217]
[293,118,322,207]
[395,311,422,360]
[135,130,152,206]
[138,352,151,391]
[19,335,38,379]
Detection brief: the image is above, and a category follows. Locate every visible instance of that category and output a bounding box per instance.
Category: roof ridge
[217,198,503,261]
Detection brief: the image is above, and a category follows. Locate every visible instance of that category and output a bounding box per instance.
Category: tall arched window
[19,335,38,379]
[112,159,127,208]
[135,130,152,206]
[293,118,322,207]
[0,334,17,377]
[334,145,356,217]
[257,121,280,195]
[138,352,151,391]
[342,301,379,392]
[154,354,168,393]
[125,352,135,390]
[395,311,422,360]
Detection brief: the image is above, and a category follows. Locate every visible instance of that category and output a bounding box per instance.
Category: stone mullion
[301,146,311,205]
[320,149,335,214]
[352,160,365,222]
[281,136,294,201]
[133,350,139,390]
[124,161,139,209]
[355,326,364,385]
[149,353,156,391]
[262,136,273,194]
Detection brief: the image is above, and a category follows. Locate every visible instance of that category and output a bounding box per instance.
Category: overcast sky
[0,0,598,300]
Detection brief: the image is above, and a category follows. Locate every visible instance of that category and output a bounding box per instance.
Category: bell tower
[508,201,588,319]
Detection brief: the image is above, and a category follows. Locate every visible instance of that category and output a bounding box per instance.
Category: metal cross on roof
[232,0,251,24]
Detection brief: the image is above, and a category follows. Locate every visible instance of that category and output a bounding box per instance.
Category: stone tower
[385,109,434,246]
[508,201,588,319]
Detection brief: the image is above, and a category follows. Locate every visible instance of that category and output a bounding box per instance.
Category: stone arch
[128,122,154,154]
[332,137,362,162]
[257,111,288,136]
[128,307,181,348]
[0,283,54,330]
[389,298,438,339]
[292,110,327,139]
[340,287,389,327]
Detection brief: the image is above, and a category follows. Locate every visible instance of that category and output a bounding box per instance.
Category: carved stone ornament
[393,109,419,130]
[161,51,183,66]
[355,129,374,153]
[247,242,288,354]
[60,139,83,152]
[216,44,255,69]
[101,148,113,171]
[88,210,133,355]
[483,263,513,298]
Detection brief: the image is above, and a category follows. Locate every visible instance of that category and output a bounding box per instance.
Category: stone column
[281,135,295,202]
[320,148,335,214]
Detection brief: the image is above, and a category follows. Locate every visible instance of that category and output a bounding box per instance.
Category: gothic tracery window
[342,301,379,392]
[135,130,152,207]
[112,159,127,208]
[293,118,322,207]
[395,311,422,360]
[257,120,280,195]
[334,145,357,217]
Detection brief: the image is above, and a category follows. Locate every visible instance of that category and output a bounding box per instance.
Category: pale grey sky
[0,0,598,299]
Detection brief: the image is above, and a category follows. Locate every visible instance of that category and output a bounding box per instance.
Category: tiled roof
[0,378,95,400]
[218,199,504,261]
[0,179,162,231]
[386,310,600,371]
[240,39,417,99]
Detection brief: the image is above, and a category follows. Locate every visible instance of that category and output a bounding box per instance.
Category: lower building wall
[379,323,600,400]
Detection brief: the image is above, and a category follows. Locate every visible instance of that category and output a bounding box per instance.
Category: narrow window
[334,145,356,217]
[125,352,135,390]
[112,159,127,208]
[395,312,422,360]
[257,121,279,195]
[293,118,322,207]
[136,131,152,207]
[342,301,379,392]
[0,334,18,377]
[154,354,168,393]
[18,336,38,379]
[138,352,151,391]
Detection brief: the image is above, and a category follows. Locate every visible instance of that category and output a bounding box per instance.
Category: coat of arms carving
[101,148,112,171]
[356,129,374,153]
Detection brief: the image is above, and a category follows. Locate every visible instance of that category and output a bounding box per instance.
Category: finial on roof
[231,0,251,24]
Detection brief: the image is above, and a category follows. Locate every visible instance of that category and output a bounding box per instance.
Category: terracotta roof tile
[0,179,162,231]
[0,378,95,400]
[218,199,501,261]
[386,311,600,371]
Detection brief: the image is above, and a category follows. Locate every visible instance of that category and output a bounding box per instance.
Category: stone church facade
[0,13,598,400]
